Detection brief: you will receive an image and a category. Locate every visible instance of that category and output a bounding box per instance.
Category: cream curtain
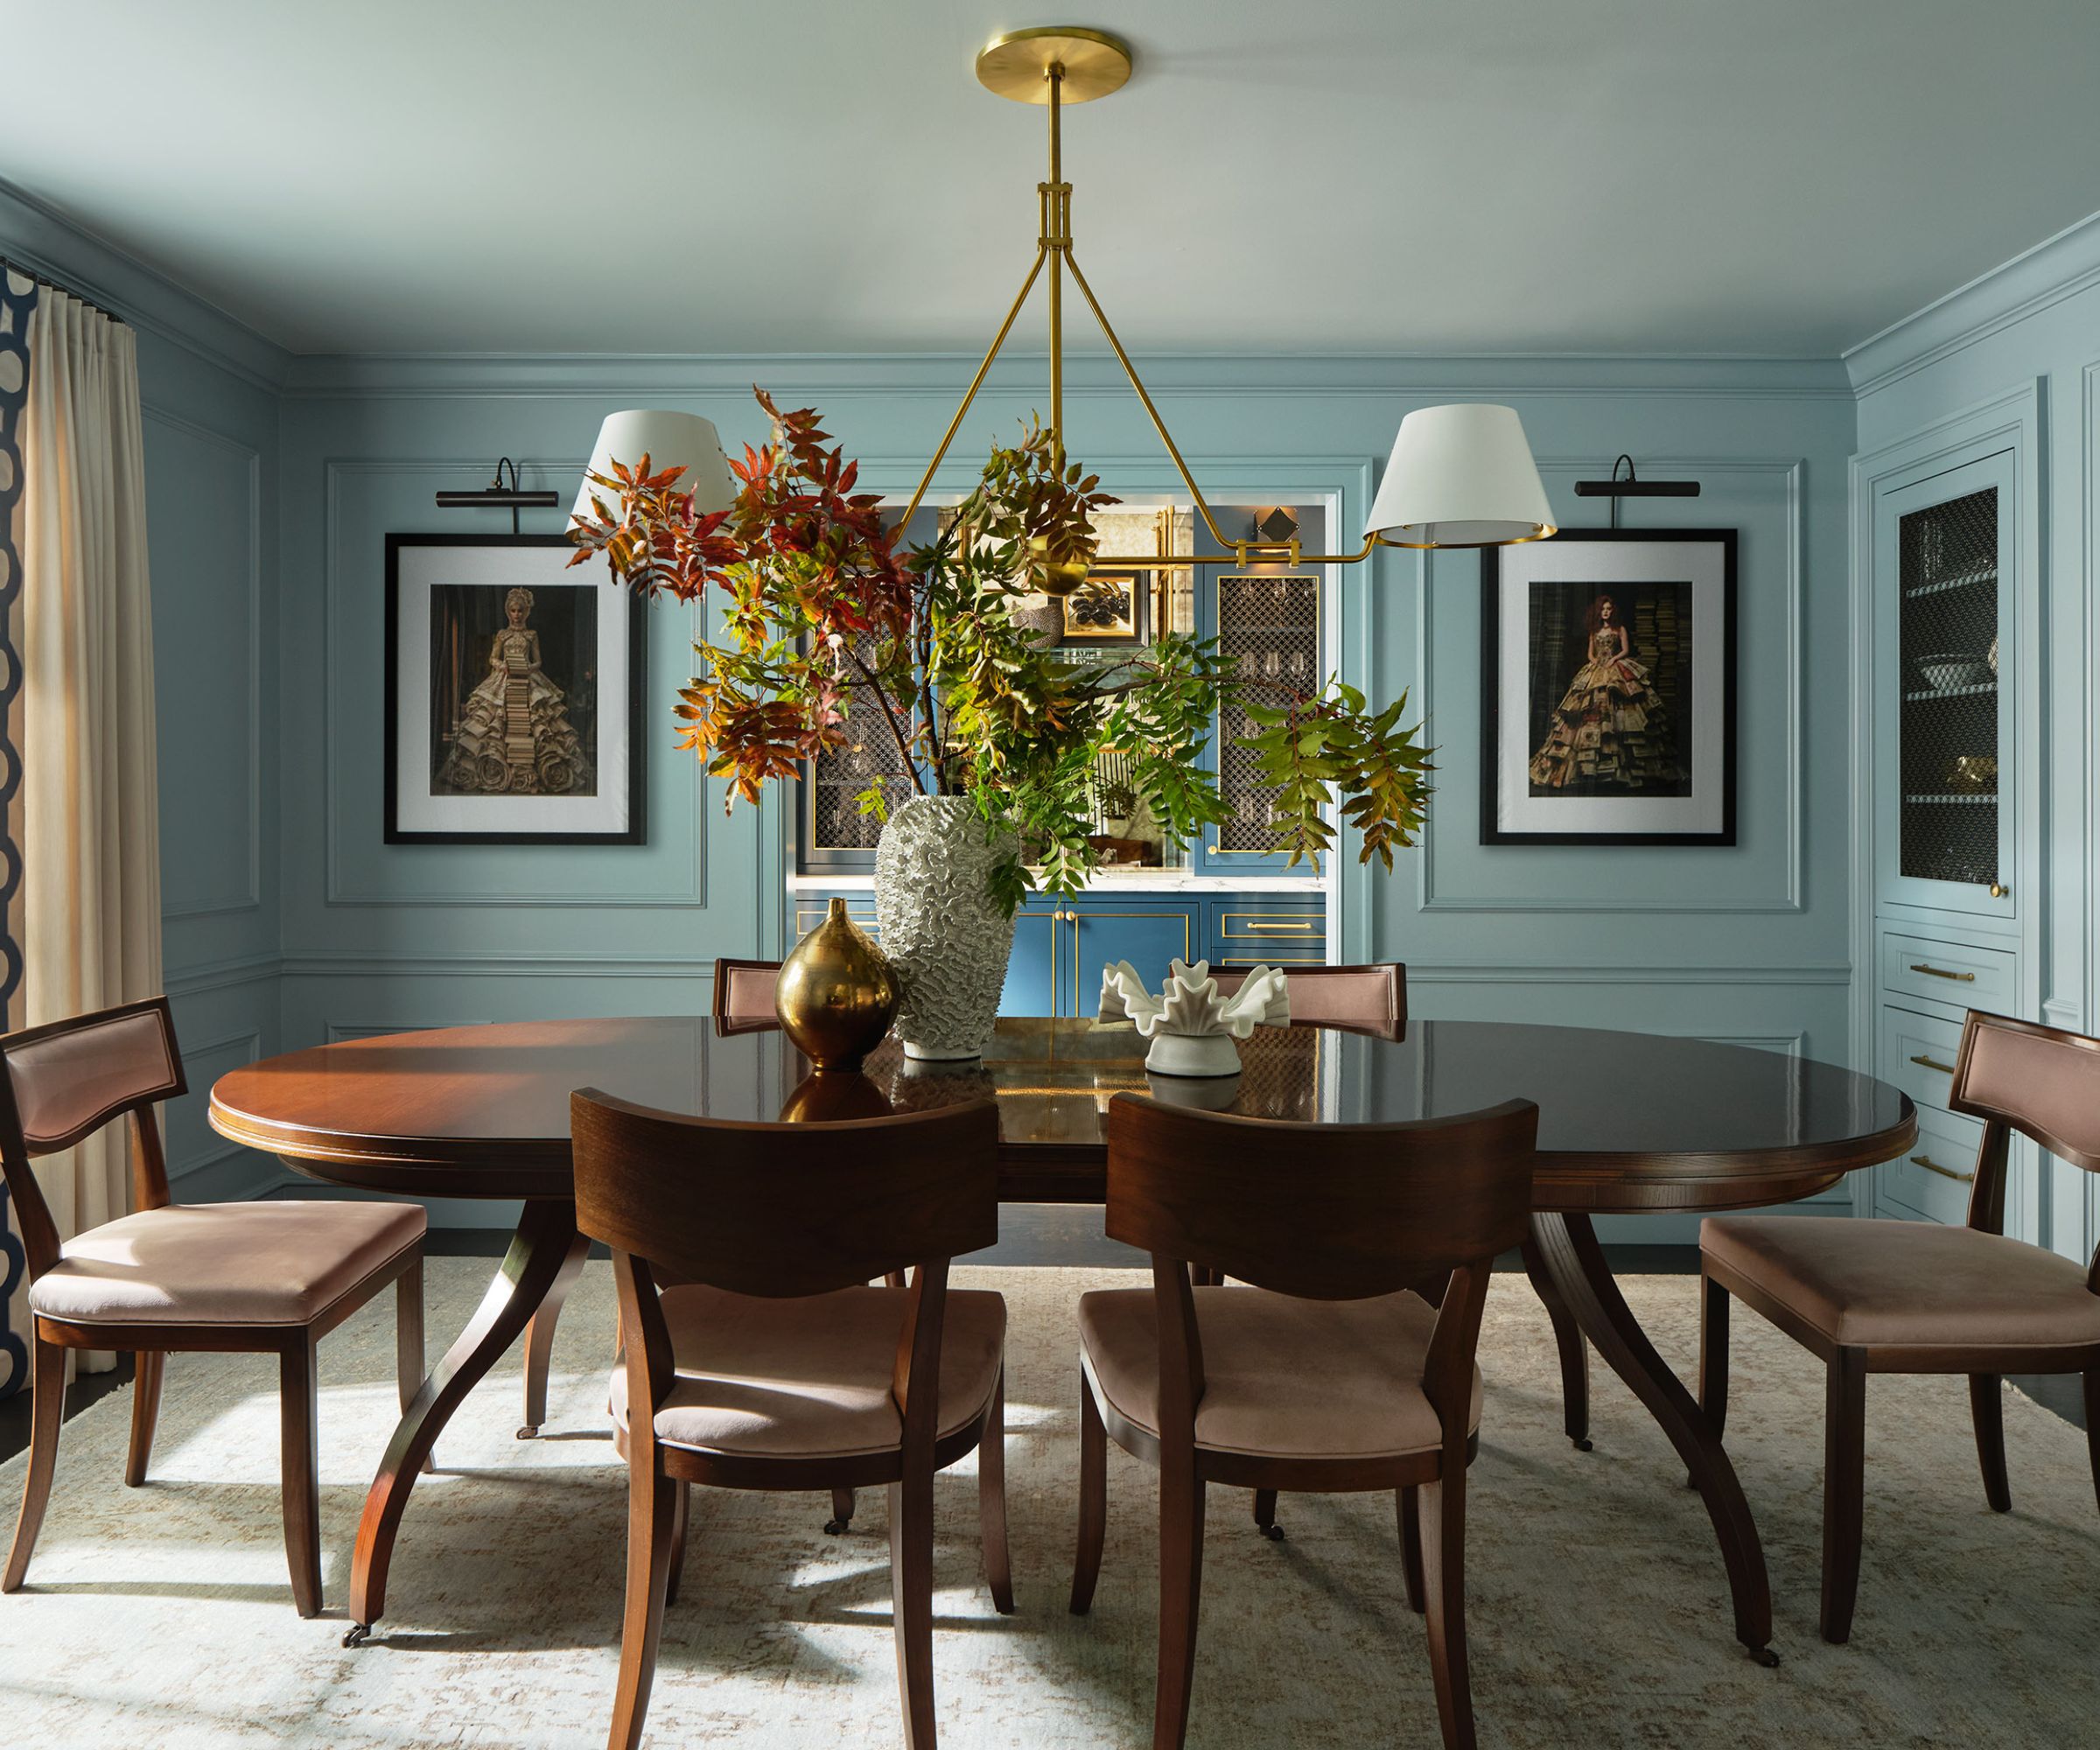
[2,287,162,1376]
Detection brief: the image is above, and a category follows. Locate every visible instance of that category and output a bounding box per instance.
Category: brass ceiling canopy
[974,26,1133,104]
[900,24,1556,570]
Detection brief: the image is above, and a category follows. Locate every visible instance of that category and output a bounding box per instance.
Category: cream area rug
[1,1259,2096,1748]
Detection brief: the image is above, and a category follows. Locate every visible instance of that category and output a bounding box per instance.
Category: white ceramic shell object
[1097,958,1291,1077]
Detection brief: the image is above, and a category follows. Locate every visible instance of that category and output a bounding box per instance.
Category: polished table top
[210,1015,1915,1214]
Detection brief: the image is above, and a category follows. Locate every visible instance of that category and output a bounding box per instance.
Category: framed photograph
[1057,569,1148,646]
[384,533,646,844]
[1480,528,1737,846]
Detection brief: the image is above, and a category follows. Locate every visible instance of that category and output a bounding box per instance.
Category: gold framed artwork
[1057,569,1148,646]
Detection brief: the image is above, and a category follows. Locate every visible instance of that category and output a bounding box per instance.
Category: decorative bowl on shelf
[1943,754,1998,794]
[1915,653,1991,692]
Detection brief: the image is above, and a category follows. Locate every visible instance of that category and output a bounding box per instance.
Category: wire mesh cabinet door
[1873,447,2017,919]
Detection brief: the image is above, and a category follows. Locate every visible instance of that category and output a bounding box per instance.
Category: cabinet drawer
[1880,932,2015,1012]
[795,900,879,942]
[1214,906,1325,942]
[1879,1107,1981,1226]
[1878,1005,1981,1130]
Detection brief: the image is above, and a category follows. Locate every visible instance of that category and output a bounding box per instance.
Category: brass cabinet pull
[1988,882,2007,899]
[1241,920,1317,932]
[1908,962,1975,982]
[1908,1053,1956,1074]
[1910,1153,1977,1185]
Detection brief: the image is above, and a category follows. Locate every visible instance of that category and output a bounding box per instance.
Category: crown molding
[0,178,291,392]
[1844,206,2100,398]
[281,347,1853,402]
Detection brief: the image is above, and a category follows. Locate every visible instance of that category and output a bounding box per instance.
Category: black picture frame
[1480,527,1737,847]
[383,532,648,845]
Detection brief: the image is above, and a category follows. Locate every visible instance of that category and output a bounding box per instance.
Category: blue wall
[11,176,2008,1246]
[276,351,1858,1236]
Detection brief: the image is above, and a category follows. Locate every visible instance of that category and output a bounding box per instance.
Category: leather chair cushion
[611,1284,1005,1462]
[1078,1284,1480,1461]
[1702,1216,2100,1350]
[28,1200,424,1326]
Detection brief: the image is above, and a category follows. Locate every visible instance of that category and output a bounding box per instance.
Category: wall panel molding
[164,948,282,998]
[1404,962,1847,986]
[1417,458,1807,915]
[318,457,704,908]
[1846,209,2100,398]
[145,405,264,920]
[0,176,290,390]
[164,1027,260,1183]
[287,950,714,980]
[284,351,1853,402]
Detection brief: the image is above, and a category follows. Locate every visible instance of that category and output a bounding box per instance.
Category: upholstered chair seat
[571,1091,1012,1750]
[610,1284,1005,1460]
[1070,1094,1536,1750]
[1211,962,1404,1035]
[1699,1010,2100,1648]
[1079,1284,1481,1461]
[29,1200,424,1327]
[1702,1217,2100,1351]
[2,998,427,1620]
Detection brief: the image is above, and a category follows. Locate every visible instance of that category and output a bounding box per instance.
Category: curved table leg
[346,1198,580,1643]
[1529,1211,1776,1666]
[517,1232,591,1438]
[1520,1234,1591,1451]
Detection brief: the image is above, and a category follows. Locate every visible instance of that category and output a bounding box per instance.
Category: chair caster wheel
[343,1623,373,1648]
[1746,1644,1781,1669]
[1260,1524,1284,1542]
[1572,1437,1593,1452]
[823,1518,850,1536]
[515,1424,539,1440]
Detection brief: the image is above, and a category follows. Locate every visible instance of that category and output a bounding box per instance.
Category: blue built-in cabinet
[1853,382,2043,1239]
[792,889,1327,1018]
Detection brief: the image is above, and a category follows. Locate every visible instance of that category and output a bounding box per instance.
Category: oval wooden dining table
[210,1013,1914,1661]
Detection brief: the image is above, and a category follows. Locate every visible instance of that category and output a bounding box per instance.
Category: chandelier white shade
[1363,404,1556,549]
[573,410,736,525]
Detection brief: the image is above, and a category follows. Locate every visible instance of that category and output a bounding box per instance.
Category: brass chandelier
[894,24,1558,579]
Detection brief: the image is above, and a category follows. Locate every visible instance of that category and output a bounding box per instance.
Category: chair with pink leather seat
[1210,961,1404,1036]
[1069,1090,1536,1750]
[710,957,782,1034]
[570,1089,1012,1750]
[1699,1008,2100,1644]
[1,997,427,1616]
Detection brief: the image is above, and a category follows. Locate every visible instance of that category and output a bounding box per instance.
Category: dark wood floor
[0,1222,2083,1466]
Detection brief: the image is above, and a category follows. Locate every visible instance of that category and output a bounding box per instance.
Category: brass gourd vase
[774,897,901,1072]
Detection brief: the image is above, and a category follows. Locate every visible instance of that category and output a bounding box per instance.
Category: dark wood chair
[0,998,426,1617]
[1700,1008,2100,1644]
[711,957,783,1034]
[1209,961,1405,1037]
[1070,1092,1537,1750]
[570,1090,1014,1750]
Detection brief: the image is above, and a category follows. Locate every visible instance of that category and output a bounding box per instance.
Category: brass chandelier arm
[1065,248,1382,568]
[1060,247,1234,554]
[903,44,1389,570]
[896,243,1050,529]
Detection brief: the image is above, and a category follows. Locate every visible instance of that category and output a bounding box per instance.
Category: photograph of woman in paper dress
[1527,592,1686,793]
[435,584,597,796]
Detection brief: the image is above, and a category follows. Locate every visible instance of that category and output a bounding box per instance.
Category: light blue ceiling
[4,0,2097,358]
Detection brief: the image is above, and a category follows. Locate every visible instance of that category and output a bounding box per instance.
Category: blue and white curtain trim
[0,265,33,1398]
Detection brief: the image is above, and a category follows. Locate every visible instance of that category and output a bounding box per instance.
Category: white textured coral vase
[873,795,1019,1060]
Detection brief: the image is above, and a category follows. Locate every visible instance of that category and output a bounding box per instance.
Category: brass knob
[1988,881,2007,899]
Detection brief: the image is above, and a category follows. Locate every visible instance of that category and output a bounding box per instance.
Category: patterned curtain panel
[0,268,34,1399]
[0,280,162,1392]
